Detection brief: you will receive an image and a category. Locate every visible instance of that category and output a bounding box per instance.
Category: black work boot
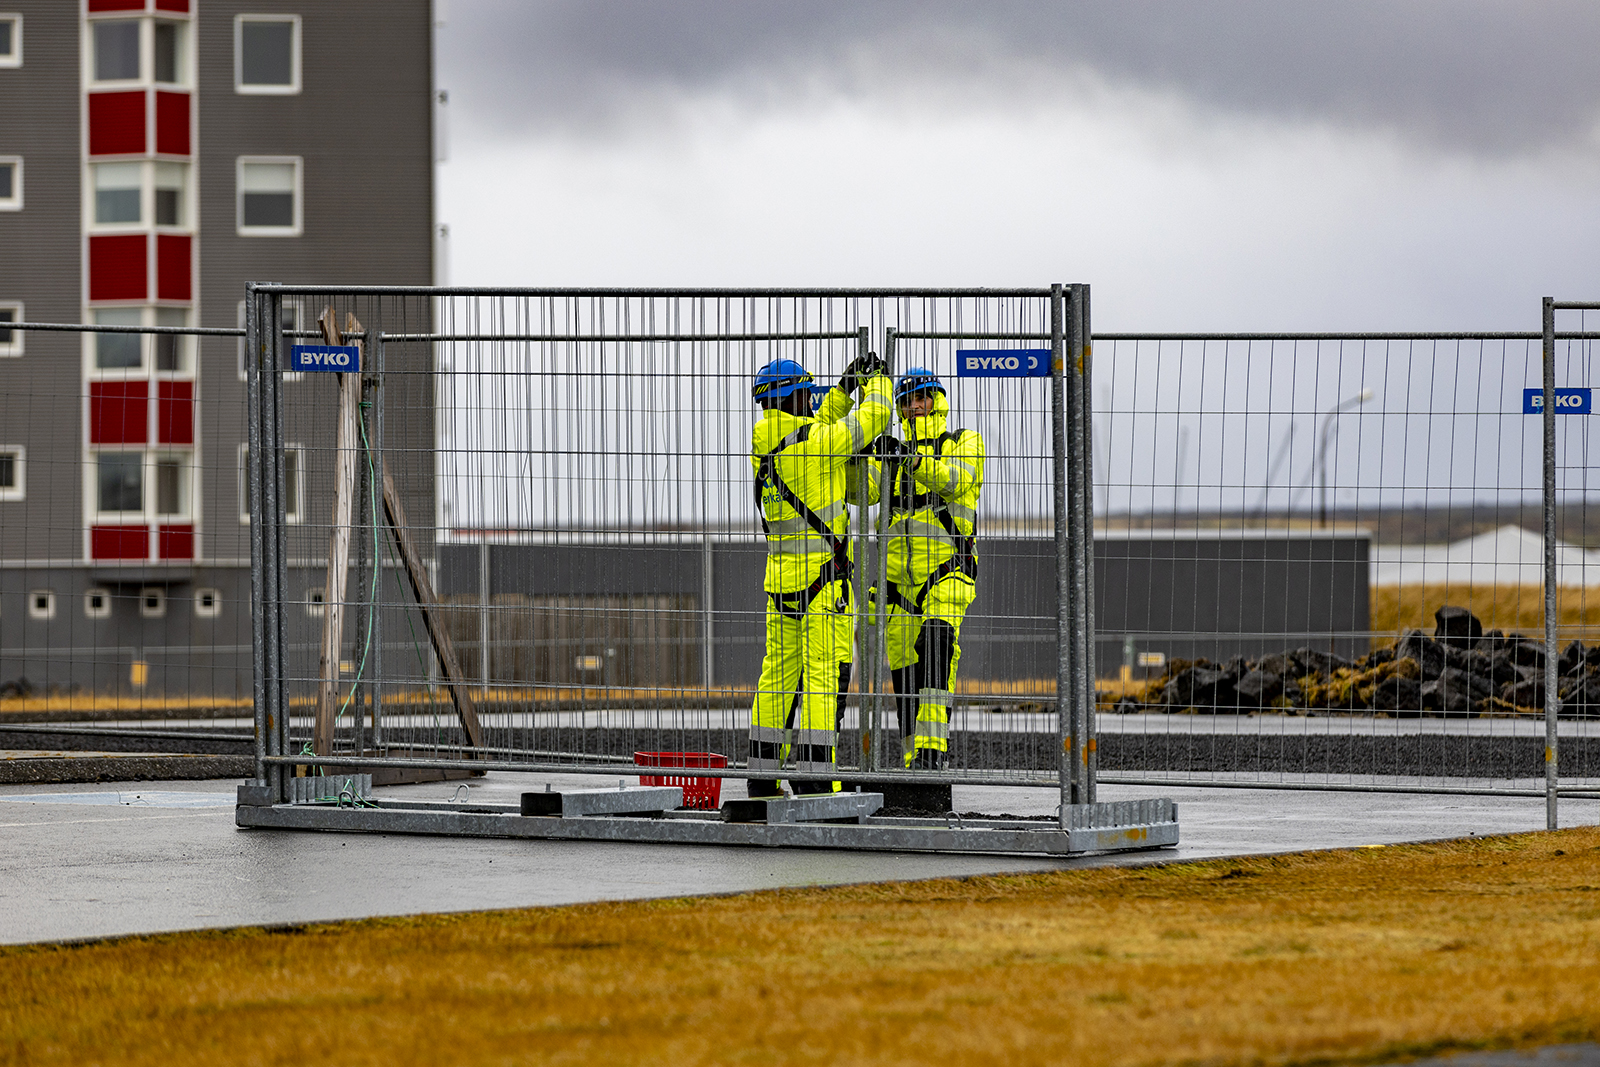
[908,749,948,772]
[746,779,783,799]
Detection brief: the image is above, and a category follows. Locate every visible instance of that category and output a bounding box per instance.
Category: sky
[434,0,1600,333]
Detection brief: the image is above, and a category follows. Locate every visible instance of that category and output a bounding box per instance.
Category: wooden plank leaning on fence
[315,308,361,756]
[380,460,485,752]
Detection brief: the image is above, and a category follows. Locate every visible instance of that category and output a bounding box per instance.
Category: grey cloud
[442,0,1600,155]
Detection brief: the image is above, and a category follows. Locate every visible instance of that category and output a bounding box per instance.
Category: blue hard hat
[752,358,814,403]
[895,367,945,403]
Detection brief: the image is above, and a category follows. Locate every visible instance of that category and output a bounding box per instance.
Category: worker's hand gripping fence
[1092,323,1600,812]
[244,286,1098,802]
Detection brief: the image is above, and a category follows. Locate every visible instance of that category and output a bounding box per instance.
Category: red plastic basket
[633,751,728,810]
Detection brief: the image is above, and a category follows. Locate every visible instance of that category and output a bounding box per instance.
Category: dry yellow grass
[1371,584,1600,644]
[4,830,1600,1067]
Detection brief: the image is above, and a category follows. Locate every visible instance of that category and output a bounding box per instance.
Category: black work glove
[838,352,887,394]
[864,435,920,468]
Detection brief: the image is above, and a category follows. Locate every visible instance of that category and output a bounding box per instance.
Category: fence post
[872,327,898,773]
[1543,295,1559,831]
[1071,283,1097,803]
[246,284,269,789]
[1051,285,1075,820]
[269,290,292,783]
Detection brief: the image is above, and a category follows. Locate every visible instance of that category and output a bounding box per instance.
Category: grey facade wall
[196,1,436,563]
[0,1,84,563]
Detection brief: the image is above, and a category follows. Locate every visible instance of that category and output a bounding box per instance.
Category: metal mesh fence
[1092,328,1600,799]
[246,286,1094,801]
[0,318,253,731]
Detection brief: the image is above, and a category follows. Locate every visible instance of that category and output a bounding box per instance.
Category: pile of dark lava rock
[1112,606,1600,717]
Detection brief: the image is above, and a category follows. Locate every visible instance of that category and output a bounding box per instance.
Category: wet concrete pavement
[0,772,1590,946]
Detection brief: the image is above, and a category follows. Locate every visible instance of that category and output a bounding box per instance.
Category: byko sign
[1523,388,1592,415]
[956,348,1051,378]
[289,344,362,373]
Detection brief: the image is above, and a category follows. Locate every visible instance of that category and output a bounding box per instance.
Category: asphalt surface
[0,771,1589,946]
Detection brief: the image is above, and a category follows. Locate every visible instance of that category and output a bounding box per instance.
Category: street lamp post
[1317,388,1375,529]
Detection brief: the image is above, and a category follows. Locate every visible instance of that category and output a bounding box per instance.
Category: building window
[237,157,301,235]
[235,15,300,94]
[0,157,19,211]
[92,19,141,83]
[0,303,21,357]
[153,19,189,86]
[85,588,112,619]
[154,307,188,372]
[92,162,142,225]
[237,298,304,379]
[139,586,166,619]
[194,587,221,618]
[27,590,55,621]
[94,308,144,370]
[97,452,144,514]
[0,445,22,501]
[153,454,190,519]
[306,587,326,618]
[154,162,187,227]
[239,443,304,524]
[0,14,21,68]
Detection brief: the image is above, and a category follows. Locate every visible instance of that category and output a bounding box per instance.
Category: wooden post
[315,309,361,756]
[381,459,484,751]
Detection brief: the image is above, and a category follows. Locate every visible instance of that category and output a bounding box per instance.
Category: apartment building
[0,1,436,696]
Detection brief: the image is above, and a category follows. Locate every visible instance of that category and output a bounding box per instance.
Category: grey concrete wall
[0,1,84,562]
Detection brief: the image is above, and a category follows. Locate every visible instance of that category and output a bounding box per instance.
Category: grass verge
[4,830,1600,1067]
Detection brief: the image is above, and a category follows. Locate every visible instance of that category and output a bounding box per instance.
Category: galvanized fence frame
[1087,324,1600,815]
[243,285,1097,825]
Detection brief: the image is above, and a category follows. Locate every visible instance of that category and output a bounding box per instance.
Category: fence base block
[235,798,1179,855]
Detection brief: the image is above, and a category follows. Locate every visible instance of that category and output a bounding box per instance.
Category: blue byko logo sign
[290,344,361,373]
[1523,388,1592,415]
[956,348,1051,378]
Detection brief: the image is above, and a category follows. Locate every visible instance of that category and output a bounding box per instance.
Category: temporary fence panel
[1091,328,1600,803]
[1546,300,1600,826]
[0,318,256,739]
[244,286,1096,806]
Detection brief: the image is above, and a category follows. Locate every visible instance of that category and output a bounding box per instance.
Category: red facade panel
[88,0,146,10]
[155,0,190,11]
[92,526,150,561]
[88,92,146,156]
[154,92,189,156]
[155,234,191,301]
[89,233,149,302]
[90,381,149,445]
[156,380,194,444]
[157,525,195,560]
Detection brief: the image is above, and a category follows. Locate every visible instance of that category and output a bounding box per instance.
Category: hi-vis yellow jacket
[885,388,986,593]
[752,374,893,594]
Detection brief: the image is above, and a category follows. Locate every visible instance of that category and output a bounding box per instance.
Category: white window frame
[138,586,166,619]
[194,587,221,618]
[305,586,326,618]
[236,155,302,237]
[84,588,112,619]
[234,14,301,95]
[151,16,192,89]
[27,589,55,621]
[0,444,23,501]
[0,301,22,357]
[89,450,147,521]
[236,298,303,381]
[238,441,305,524]
[0,156,19,211]
[152,452,193,522]
[86,16,144,87]
[0,14,21,69]
[85,307,148,376]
